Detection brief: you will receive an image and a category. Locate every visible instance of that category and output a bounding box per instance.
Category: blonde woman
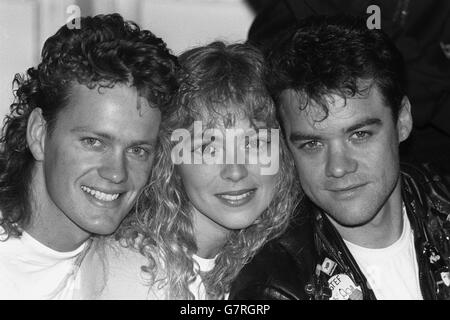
[87,41,300,300]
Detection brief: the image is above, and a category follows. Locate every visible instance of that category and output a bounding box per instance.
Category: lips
[81,185,122,202]
[330,183,366,192]
[327,183,368,198]
[215,188,257,207]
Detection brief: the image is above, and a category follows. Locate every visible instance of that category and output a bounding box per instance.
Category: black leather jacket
[230,164,450,300]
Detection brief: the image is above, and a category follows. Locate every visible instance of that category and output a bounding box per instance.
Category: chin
[88,225,119,236]
[83,218,123,236]
[223,217,258,230]
[328,211,375,228]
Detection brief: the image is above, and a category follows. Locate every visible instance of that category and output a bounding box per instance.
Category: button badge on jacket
[328,274,363,300]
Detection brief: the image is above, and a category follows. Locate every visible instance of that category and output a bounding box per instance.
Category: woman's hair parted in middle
[116,41,301,299]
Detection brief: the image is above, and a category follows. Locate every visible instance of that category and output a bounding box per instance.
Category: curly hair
[266,15,406,121]
[116,41,301,299]
[0,13,179,238]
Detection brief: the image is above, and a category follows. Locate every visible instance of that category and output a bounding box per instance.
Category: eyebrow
[290,132,322,142]
[71,126,156,146]
[345,118,382,133]
[289,117,382,142]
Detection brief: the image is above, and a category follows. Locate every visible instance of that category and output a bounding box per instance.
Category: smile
[81,185,121,202]
[215,189,257,207]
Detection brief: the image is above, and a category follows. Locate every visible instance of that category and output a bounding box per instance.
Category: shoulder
[0,232,36,262]
[0,235,25,288]
[230,201,317,300]
[401,162,450,213]
[401,162,449,185]
[80,237,158,300]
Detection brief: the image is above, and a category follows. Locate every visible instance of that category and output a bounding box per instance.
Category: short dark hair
[266,15,406,121]
[0,13,179,237]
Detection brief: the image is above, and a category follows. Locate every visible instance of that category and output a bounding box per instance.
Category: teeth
[81,186,120,202]
[220,191,253,201]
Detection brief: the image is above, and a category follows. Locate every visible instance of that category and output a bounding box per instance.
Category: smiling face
[279,86,412,229]
[177,115,279,240]
[28,83,161,250]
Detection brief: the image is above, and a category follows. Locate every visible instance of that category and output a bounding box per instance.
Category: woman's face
[177,115,279,238]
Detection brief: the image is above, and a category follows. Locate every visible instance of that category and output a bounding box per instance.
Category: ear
[26,108,47,161]
[397,96,413,142]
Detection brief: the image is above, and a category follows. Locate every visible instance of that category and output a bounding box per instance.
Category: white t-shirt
[344,206,423,300]
[0,231,90,300]
[89,240,217,300]
[190,254,216,299]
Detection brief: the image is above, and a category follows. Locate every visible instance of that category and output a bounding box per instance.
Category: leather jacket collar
[310,163,450,300]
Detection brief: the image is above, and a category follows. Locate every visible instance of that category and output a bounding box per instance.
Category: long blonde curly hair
[116,41,301,299]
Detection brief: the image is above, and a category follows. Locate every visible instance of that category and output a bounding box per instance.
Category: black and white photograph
[0,0,449,310]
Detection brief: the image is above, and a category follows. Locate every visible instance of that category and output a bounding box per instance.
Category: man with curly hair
[0,13,179,299]
[231,15,450,300]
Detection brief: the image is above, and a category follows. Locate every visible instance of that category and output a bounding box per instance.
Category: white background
[0,0,255,124]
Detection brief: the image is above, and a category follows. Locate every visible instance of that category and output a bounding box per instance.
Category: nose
[98,152,128,184]
[325,145,358,178]
[220,164,248,182]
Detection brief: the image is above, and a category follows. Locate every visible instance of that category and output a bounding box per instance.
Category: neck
[328,179,404,249]
[25,218,89,252]
[192,209,229,259]
[25,165,90,252]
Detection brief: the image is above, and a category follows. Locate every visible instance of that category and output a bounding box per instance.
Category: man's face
[34,83,160,242]
[279,86,411,227]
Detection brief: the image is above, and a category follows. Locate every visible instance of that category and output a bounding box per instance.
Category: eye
[81,138,103,149]
[300,140,323,151]
[245,137,271,151]
[202,144,216,156]
[245,137,257,150]
[128,146,150,160]
[351,131,372,141]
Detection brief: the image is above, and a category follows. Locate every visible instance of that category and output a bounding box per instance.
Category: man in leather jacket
[247,0,450,173]
[230,15,450,300]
